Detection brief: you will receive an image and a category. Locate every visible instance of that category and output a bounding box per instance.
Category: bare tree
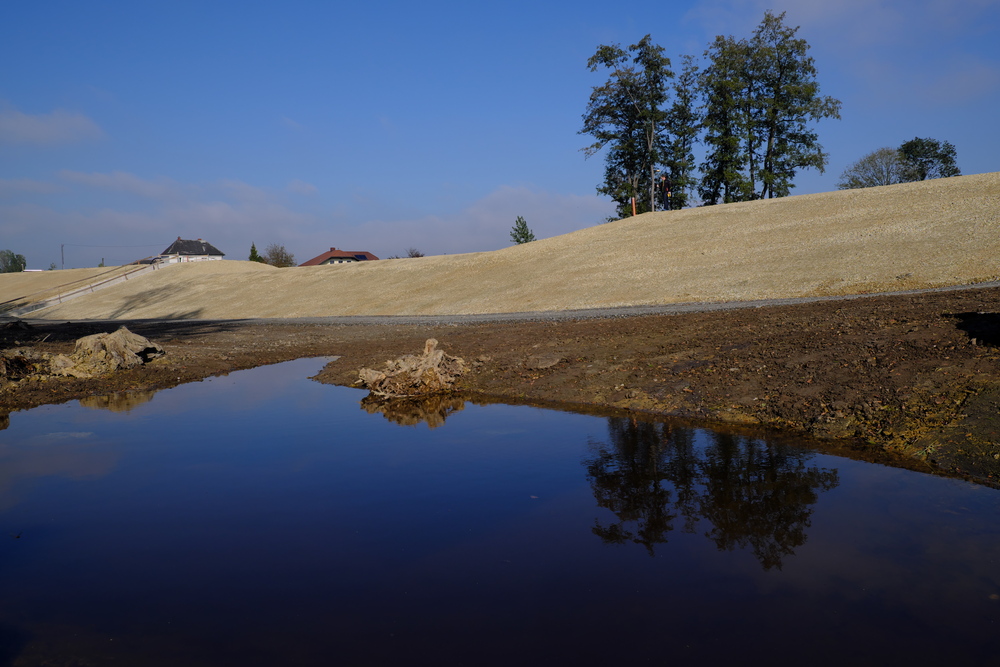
[836,147,907,189]
[387,247,425,259]
[263,243,296,267]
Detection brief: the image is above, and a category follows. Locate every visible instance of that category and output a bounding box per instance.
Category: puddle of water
[0,358,998,665]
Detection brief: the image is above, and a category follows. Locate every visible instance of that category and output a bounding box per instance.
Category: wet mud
[3,286,1000,487]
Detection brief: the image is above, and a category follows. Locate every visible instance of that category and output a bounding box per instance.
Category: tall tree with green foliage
[0,249,26,273]
[248,242,266,263]
[581,35,674,218]
[699,11,841,204]
[699,33,753,205]
[661,55,701,209]
[898,137,961,181]
[509,216,536,244]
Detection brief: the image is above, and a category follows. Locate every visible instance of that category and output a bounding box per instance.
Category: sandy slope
[13,172,1000,320]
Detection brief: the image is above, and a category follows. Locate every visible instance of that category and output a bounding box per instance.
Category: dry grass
[12,172,1000,320]
[0,265,141,313]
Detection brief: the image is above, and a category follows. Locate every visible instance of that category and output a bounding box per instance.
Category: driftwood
[357,338,466,397]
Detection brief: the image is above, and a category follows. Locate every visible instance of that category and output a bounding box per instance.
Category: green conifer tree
[248,243,266,263]
[510,216,536,244]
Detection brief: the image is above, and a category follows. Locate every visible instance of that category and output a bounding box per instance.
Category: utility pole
[61,244,64,270]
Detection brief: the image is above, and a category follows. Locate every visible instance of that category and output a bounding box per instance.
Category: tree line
[248,242,296,267]
[581,10,843,217]
[582,11,965,217]
[836,138,960,189]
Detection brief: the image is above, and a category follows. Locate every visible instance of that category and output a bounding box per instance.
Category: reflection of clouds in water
[0,431,117,510]
[24,431,94,443]
[136,358,333,417]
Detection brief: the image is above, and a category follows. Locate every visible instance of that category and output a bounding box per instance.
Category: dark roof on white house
[162,237,225,257]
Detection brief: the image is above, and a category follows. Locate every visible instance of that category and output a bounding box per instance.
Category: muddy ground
[3,286,1000,487]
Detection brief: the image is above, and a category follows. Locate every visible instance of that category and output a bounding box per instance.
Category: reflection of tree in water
[360,393,465,429]
[584,417,839,570]
[78,390,157,413]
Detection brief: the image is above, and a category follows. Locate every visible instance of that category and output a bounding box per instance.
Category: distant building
[299,247,379,266]
[157,237,226,264]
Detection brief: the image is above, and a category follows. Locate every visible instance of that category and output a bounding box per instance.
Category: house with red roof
[299,247,379,266]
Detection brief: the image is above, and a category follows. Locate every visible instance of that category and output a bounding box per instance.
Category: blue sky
[2,0,998,269]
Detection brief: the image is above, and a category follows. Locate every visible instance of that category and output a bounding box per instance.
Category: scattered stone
[357,338,466,397]
[0,350,48,381]
[524,353,562,370]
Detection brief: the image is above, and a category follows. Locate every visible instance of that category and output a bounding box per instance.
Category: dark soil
[4,287,1000,486]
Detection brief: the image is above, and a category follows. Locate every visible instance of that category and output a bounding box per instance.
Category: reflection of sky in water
[0,357,997,665]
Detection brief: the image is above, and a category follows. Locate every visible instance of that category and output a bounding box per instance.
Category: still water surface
[1,358,998,666]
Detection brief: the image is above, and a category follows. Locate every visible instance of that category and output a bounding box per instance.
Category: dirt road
[4,284,1000,487]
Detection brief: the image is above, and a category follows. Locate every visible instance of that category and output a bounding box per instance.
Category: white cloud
[683,1,1000,110]
[684,0,999,52]
[286,179,318,195]
[0,104,104,145]
[924,55,1000,104]
[59,170,183,200]
[214,178,273,203]
[2,173,615,270]
[0,178,61,197]
[343,185,616,258]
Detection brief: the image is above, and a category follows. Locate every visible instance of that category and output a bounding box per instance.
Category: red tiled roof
[299,247,379,266]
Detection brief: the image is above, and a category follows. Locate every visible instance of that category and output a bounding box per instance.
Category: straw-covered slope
[24,172,1000,320]
[0,266,139,313]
